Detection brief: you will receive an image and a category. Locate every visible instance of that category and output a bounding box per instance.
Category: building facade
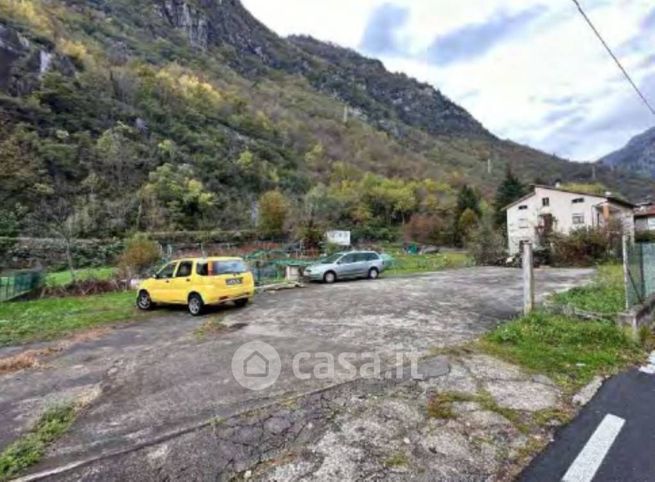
[505,185,635,255]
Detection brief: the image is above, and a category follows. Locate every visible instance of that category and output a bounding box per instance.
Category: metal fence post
[622,234,631,311]
[523,241,535,315]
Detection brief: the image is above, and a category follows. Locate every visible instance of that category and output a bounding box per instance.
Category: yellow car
[136,257,255,316]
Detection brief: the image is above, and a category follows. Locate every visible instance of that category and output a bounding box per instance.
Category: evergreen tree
[456,185,481,218]
[453,185,481,246]
[493,167,527,229]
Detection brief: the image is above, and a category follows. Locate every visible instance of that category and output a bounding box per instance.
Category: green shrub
[635,231,655,243]
[550,227,615,267]
[466,218,506,266]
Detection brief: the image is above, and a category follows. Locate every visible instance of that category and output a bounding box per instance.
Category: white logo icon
[231,341,281,391]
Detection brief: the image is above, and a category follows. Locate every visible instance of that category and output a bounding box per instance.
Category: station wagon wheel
[368,268,379,280]
[137,290,154,311]
[323,271,336,284]
[188,293,204,316]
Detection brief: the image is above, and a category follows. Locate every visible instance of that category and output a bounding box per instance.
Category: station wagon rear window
[197,260,249,276]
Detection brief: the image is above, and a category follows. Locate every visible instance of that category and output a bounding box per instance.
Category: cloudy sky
[242,0,655,162]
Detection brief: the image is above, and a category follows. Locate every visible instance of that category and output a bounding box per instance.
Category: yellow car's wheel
[137,290,154,311]
[234,298,249,308]
[188,293,204,316]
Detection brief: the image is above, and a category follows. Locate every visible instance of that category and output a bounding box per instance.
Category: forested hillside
[1,0,652,242]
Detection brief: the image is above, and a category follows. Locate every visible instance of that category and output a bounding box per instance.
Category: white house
[504,185,635,255]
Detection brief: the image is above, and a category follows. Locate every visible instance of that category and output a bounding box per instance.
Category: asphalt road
[0,267,594,479]
[520,365,655,482]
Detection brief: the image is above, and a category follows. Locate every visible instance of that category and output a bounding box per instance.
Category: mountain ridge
[599,126,655,180]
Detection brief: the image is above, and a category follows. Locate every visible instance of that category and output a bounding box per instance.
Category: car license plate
[226,278,243,286]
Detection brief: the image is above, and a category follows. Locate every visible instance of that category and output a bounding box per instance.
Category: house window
[519,218,529,229]
[572,198,585,204]
[572,213,585,225]
[518,205,528,210]
[542,198,550,207]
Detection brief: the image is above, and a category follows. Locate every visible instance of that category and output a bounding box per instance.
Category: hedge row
[0,230,260,270]
[147,230,257,244]
[0,237,123,271]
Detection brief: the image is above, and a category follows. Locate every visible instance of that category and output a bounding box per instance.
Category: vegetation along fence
[0,270,44,302]
[625,241,655,307]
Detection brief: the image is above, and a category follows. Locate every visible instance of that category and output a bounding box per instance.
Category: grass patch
[0,291,147,346]
[427,390,531,432]
[383,248,473,276]
[384,451,409,468]
[45,267,118,287]
[0,405,76,481]
[551,264,625,315]
[481,264,646,392]
[427,391,476,419]
[480,311,644,392]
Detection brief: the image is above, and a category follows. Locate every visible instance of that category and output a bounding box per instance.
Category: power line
[571,0,655,116]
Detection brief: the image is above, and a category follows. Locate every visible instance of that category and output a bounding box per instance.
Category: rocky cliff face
[155,0,488,139]
[158,0,209,49]
[599,127,655,179]
[0,23,73,96]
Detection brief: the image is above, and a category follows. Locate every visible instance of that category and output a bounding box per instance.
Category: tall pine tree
[453,185,481,246]
[493,167,527,229]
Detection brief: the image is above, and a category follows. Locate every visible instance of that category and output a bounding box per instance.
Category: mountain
[599,127,655,180]
[0,0,653,241]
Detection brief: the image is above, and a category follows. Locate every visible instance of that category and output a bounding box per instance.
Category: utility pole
[622,234,632,311]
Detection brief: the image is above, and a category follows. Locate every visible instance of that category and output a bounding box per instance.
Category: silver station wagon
[303,251,385,283]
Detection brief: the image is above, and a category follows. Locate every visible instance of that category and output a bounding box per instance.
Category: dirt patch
[0,347,62,374]
[0,328,111,375]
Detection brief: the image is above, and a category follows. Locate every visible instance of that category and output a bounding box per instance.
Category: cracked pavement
[0,267,594,480]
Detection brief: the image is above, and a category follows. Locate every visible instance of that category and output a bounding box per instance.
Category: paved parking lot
[0,267,593,478]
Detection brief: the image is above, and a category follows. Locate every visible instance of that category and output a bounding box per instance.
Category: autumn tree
[139,164,215,230]
[258,190,289,239]
[458,208,479,242]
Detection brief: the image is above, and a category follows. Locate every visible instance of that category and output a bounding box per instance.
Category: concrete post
[622,234,631,311]
[523,242,535,315]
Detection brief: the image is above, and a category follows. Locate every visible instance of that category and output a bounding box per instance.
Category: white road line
[639,351,655,374]
[562,413,625,482]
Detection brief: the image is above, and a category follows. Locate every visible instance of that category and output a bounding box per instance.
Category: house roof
[635,205,655,218]
[502,185,636,211]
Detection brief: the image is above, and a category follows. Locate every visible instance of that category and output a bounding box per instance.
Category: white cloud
[242,0,655,161]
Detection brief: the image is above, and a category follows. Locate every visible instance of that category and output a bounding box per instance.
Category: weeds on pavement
[0,405,77,481]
